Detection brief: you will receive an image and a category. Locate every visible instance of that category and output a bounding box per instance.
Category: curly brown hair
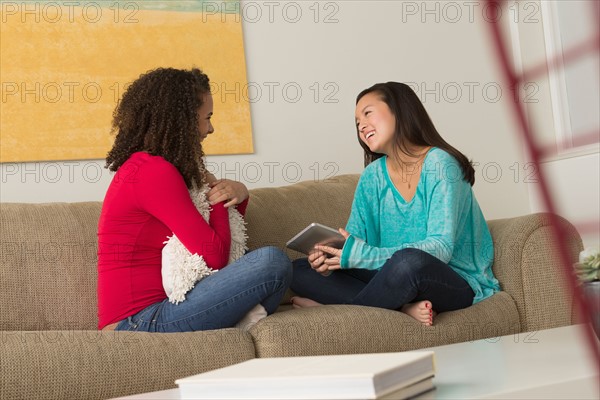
[106,67,211,189]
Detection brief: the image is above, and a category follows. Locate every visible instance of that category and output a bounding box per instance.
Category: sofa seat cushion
[250,291,519,357]
[0,328,255,399]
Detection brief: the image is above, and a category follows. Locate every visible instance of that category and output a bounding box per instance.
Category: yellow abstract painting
[0,1,253,162]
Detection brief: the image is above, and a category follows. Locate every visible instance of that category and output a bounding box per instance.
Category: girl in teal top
[290,82,500,326]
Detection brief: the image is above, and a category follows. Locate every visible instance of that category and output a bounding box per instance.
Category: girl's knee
[253,246,292,277]
[382,248,432,281]
[263,246,291,266]
[390,248,432,268]
[246,246,284,262]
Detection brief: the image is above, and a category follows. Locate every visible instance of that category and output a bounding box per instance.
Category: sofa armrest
[0,329,255,399]
[487,212,583,332]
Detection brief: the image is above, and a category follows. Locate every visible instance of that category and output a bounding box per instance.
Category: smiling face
[197,92,214,142]
[355,92,396,156]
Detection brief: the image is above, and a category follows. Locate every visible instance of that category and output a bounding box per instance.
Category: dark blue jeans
[115,246,292,332]
[291,248,474,312]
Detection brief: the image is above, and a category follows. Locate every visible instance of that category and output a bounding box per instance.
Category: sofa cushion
[0,328,255,399]
[249,291,520,357]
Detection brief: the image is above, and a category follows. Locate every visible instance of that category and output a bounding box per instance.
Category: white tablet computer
[286,223,346,255]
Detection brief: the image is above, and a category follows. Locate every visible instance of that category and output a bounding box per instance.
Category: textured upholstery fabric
[0,174,585,399]
[250,292,519,357]
[244,174,357,257]
[487,213,582,332]
[0,202,101,331]
[0,329,255,399]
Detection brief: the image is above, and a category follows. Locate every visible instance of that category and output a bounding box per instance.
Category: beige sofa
[0,174,583,399]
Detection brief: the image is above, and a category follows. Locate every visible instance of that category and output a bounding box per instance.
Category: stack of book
[176,351,435,399]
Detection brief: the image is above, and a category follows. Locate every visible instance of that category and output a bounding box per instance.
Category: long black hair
[356,82,475,185]
[106,67,211,189]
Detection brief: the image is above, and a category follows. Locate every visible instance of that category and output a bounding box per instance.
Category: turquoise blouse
[341,148,500,304]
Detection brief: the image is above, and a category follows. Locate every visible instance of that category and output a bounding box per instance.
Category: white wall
[1,1,532,221]
[529,153,600,249]
[512,0,600,249]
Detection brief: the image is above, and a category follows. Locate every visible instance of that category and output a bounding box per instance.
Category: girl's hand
[313,228,350,273]
[208,179,249,208]
[308,249,327,270]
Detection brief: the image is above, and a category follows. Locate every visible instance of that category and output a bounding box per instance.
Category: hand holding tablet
[286,223,346,255]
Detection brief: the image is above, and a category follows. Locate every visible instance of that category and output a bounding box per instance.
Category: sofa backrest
[0,202,101,331]
[0,175,582,332]
[244,174,358,258]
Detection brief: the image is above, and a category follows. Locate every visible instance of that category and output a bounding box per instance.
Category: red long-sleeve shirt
[97,152,247,329]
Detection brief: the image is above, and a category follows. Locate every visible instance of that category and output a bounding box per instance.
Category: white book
[176,351,435,399]
[379,377,435,400]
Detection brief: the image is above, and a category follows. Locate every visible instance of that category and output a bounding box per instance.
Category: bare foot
[290,296,322,309]
[401,300,436,326]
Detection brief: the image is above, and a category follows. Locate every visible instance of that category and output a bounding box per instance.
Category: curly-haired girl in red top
[97,67,292,332]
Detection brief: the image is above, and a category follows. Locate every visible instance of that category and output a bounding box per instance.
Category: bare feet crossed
[291,297,437,326]
[401,300,436,326]
[290,296,322,309]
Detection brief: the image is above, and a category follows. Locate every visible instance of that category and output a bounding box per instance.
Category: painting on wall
[0,0,253,163]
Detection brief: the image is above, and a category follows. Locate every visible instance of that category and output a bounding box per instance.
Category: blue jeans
[115,246,292,332]
[291,248,474,312]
